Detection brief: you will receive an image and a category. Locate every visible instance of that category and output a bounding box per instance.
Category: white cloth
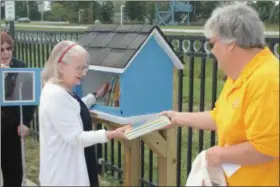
[186,151,227,186]
[39,82,108,186]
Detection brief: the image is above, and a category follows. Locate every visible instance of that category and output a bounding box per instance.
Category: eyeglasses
[73,64,89,73]
[1,46,12,52]
[207,37,222,50]
[208,42,214,49]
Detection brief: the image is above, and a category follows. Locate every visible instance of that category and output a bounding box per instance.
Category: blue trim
[0,68,42,106]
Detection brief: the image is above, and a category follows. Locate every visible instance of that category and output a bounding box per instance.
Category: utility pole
[120,4,125,25]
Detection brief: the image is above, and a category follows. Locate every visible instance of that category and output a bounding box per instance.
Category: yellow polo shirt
[210,47,279,186]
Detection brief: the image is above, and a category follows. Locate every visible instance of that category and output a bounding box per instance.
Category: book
[124,115,171,140]
[105,76,120,107]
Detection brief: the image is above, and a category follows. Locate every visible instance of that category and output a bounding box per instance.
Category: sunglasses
[1,46,12,52]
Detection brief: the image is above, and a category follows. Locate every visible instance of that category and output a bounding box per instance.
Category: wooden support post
[157,68,178,186]
[123,138,141,186]
[91,117,141,186]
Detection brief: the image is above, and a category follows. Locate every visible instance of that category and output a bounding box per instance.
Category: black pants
[1,132,23,187]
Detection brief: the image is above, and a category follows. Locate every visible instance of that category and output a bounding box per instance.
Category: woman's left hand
[17,124,29,137]
[205,146,223,167]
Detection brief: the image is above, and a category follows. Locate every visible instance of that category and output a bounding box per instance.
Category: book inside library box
[80,70,122,116]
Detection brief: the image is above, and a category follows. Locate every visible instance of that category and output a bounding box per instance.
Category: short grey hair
[204,2,266,48]
[41,40,88,85]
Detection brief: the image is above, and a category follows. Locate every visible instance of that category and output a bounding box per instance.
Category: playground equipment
[154,0,193,26]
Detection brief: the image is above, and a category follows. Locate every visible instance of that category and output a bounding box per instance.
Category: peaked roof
[78,24,184,72]
[78,24,154,69]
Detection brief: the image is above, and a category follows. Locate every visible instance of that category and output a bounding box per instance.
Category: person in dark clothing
[1,32,37,186]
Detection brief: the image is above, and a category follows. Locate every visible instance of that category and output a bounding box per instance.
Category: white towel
[186,150,227,186]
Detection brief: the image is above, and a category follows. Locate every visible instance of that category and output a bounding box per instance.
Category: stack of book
[105,77,120,107]
[124,115,171,140]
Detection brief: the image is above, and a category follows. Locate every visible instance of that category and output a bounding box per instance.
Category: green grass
[26,136,118,186]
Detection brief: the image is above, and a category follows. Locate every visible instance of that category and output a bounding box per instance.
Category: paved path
[14,24,280,36]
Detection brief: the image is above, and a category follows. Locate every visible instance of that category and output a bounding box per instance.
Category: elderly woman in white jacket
[39,40,129,186]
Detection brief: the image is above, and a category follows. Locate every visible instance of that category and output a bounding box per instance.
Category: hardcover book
[124,115,171,140]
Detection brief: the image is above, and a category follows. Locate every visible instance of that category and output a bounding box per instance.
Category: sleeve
[209,79,230,122]
[47,91,108,147]
[244,77,279,157]
[81,93,96,109]
[209,104,217,121]
[22,106,36,127]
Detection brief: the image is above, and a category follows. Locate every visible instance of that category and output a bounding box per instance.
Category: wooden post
[123,138,141,186]
[157,68,178,186]
[91,118,141,187]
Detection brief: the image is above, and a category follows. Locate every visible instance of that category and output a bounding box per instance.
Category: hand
[95,82,110,98]
[205,146,222,167]
[17,124,29,138]
[160,110,180,128]
[1,64,8,68]
[106,125,132,140]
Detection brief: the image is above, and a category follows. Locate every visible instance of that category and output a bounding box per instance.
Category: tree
[15,1,40,20]
[28,1,41,20]
[124,1,147,23]
[255,1,275,22]
[50,2,68,21]
[268,3,279,23]
[100,1,114,23]
[189,1,220,22]
[146,2,155,23]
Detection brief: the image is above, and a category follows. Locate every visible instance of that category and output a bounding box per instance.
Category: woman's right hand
[160,110,180,129]
[1,64,8,68]
[106,125,131,140]
[161,110,180,123]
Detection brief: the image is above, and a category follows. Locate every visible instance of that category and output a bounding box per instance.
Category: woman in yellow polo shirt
[162,2,279,186]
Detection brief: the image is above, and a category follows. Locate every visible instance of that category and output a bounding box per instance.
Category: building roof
[78,24,154,69]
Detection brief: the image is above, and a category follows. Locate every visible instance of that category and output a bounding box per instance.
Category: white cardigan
[39,82,108,186]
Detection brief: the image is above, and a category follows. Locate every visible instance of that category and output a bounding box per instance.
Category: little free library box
[75,24,184,186]
[75,24,184,123]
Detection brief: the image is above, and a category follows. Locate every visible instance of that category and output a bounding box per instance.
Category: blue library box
[75,24,184,118]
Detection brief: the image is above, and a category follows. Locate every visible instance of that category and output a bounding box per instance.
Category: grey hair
[204,2,266,48]
[41,40,88,85]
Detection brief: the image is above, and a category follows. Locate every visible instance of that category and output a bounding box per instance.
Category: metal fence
[13,29,280,186]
